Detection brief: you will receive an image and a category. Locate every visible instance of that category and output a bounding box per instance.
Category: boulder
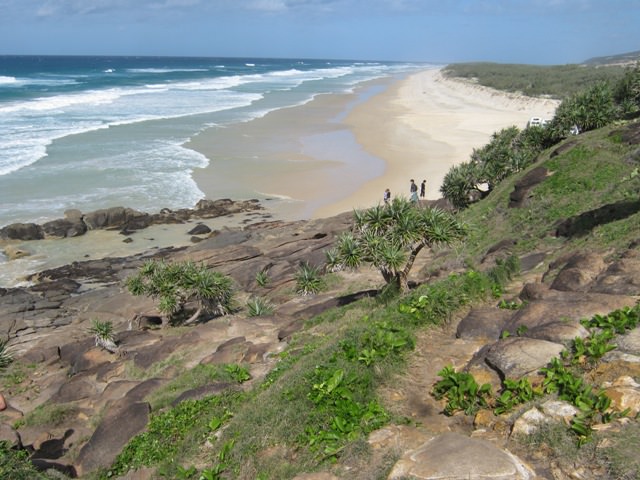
[549,251,607,292]
[456,307,513,341]
[187,223,212,235]
[83,207,150,231]
[388,432,536,479]
[75,400,150,476]
[0,222,44,241]
[42,217,87,238]
[484,337,565,379]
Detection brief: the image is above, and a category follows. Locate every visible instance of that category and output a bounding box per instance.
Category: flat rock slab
[485,337,565,379]
[388,432,535,479]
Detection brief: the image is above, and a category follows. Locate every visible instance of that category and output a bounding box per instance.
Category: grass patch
[147,363,251,410]
[23,403,79,428]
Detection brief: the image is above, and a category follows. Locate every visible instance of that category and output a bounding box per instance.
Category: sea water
[0,56,426,227]
[0,56,429,285]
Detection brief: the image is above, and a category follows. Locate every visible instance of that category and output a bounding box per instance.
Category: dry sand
[1,67,561,286]
[314,68,560,216]
[189,66,559,219]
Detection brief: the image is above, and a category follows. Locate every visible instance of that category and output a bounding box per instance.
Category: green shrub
[0,339,12,370]
[432,365,492,416]
[107,393,244,477]
[246,297,274,317]
[255,270,270,288]
[0,441,53,479]
[88,319,117,352]
[295,262,325,295]
[126,260,235,325]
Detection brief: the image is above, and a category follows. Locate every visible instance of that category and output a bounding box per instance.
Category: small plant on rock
[255,270,270,288]
[246,297,274,317]
[295,262,324,295]
[0,339,13,370]
[126,260,235,326]
[88,319,118,353]
[433,365,492,416]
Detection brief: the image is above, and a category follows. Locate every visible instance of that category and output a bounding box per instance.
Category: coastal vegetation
[442,62,631,99]
[3,59,640,479]
[101,260,518,480]
[441,61,640,210]
[125,260,235,326]
[326,197,467,291]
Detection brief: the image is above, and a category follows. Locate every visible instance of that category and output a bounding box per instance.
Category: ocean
[0,55,426,228]
[0,55,429,286]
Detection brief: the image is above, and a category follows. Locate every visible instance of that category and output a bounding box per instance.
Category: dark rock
[0,222,44,241]
[124,378,168,402]
[200,336,249,364]
[456,307,513,341]
[83,207,151,231]
[51,377,99,403]
[278,317,305,341]
[187,223,211,235]
[59,338,95,368]
[549,251,607,292]
[519,252,546,272]
[509,166,548,208]
[550,139,578,158]
[42,218,87,238]
[590,249,640,295]
[75,400,150,476]
[20,345,60,365]
[171,383,235,405]
[555,200,640,238]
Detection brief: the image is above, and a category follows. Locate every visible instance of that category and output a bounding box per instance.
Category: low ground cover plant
[433,304,640,445]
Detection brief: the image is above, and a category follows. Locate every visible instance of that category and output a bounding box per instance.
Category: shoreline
[315,68,560,216]
[187,67,559,219]
[1,68,560,287]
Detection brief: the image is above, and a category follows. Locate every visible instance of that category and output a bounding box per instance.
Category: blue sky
[1,0,639,64]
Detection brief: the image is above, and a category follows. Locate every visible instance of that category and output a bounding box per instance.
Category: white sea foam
[0,75,18,84]
[127,68,209,73]
[0,58,426,235]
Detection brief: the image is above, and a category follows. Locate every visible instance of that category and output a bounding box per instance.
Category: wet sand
[188,67,559,218]
[1,67,560,286]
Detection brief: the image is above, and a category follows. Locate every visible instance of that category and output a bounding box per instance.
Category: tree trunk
[183,305,203,325]
[397,243,426,291]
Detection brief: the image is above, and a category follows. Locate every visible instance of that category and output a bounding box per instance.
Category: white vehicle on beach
[527,117,543,128]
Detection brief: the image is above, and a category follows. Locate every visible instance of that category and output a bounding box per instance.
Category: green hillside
[93,107,640,480]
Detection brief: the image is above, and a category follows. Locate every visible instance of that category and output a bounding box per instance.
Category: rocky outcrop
[0,198,263,242]
[1,214,640,478]
[387,432,535,479]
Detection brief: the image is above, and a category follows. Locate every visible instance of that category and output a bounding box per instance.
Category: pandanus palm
[327,197,466,291]
[126,260,234,326]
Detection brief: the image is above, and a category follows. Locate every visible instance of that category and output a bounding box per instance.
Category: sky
[1,0,639,64]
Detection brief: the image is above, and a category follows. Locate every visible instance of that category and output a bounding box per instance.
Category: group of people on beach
[383,179,426,205]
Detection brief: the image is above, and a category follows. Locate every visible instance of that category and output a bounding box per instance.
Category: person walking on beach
[409,179,419,204]
[383,188,391,204]
[420,179,426,198]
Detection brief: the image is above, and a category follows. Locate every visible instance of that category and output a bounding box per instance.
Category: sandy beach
[189,67,560,219]
[1,67,560,286]
[315,68,560,216]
